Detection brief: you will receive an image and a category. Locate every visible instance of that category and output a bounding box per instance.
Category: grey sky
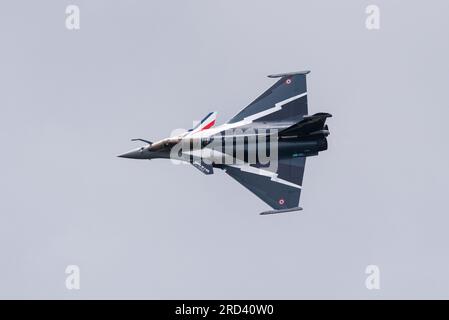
[1,0,449,299]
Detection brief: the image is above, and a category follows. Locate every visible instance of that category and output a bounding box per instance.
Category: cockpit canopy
[149,137,181,151]
[149,136,214,151]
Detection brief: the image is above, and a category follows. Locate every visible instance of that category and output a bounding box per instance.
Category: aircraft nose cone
[117,147,144,159]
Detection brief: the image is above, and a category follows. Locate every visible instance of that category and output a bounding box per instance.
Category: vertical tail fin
[185,112,217,136]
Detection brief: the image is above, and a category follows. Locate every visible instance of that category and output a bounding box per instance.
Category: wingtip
[259,207,303,215]
[267,70,311,78]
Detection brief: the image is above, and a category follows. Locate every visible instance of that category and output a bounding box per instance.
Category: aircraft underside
[119,71,332,215]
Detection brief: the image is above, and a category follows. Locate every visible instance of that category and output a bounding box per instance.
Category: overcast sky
[1,0,449,299]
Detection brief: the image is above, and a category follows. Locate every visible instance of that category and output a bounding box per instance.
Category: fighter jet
[119,71,331,215]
